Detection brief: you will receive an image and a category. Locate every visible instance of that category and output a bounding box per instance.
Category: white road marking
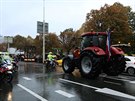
[55,90,75,98]
[118,75,131,79]
[17,84,48,101]
[104,81,121,86]
[96,88,135,100]
[60,78,135,100]
[129,81,135,84]
[59,78,100,90]
[23,77,32,80]
[100,75,135,83]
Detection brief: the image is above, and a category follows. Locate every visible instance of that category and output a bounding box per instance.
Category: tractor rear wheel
[104,55,126,76]
[80,52,101,79]
[62,57,75,73]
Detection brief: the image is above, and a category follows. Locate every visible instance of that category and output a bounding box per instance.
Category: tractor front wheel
[62,57,75,73]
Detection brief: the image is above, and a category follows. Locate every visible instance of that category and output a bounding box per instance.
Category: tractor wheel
[62,57,75,73]
[104,55,126,76]
[80,52,101,79]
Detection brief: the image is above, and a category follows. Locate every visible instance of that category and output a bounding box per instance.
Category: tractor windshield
[81,35,107,50]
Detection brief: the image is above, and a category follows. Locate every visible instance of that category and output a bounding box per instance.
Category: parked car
[125,56,135,75]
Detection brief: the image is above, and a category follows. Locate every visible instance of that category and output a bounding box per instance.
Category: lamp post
[4,36,12,52]
[6,36,9,52]
[43,0,45,63]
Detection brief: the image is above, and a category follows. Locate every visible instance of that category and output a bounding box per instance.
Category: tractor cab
[81,32,107,51]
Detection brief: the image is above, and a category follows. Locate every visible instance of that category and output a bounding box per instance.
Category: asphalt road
[0,62,135,101]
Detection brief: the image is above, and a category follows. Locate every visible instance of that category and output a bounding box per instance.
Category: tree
[26,36,34,46]
[34,35,42,55]
[0,43,7,51]
[128,7,135,32]
[11,35,27,50]
[127,7,135,52]
[45,33,61,53]
[59,28,80,54]
[83,2,132,44]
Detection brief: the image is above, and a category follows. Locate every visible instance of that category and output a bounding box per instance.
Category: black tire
[104,55,126,76]
[62,57,75,73]
[80,52,102,79]
[45,60,56,72]
[46,61,51,69]
[0,74,3,81]
[127,67,135,75]
[4,73,13,83]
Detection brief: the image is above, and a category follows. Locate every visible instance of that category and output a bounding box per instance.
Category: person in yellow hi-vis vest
[47,52,57,68]
[3,53,13,62]
[47,52,56,61]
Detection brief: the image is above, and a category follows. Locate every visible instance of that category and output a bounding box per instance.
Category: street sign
[37,21,48,34]
[0,37,4,43]
[4,36,13,43]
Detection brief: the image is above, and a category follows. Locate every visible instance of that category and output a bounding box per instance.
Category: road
[0,62,135,101]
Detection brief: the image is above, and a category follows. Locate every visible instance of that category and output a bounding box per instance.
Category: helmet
[49,52,52,55]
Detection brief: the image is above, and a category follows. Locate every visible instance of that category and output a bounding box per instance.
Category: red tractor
[62,31,126,79]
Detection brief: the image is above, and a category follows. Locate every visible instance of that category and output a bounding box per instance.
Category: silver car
[125,56,135,75]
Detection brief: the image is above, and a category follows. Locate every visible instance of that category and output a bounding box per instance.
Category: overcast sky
[0,0,134,38]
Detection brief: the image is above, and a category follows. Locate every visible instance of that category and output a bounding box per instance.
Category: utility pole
[43,0,45,63]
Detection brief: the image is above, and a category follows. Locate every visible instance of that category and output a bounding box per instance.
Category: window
[125,57,131,61]
[81,35,107,51]
[81,36,93,49]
